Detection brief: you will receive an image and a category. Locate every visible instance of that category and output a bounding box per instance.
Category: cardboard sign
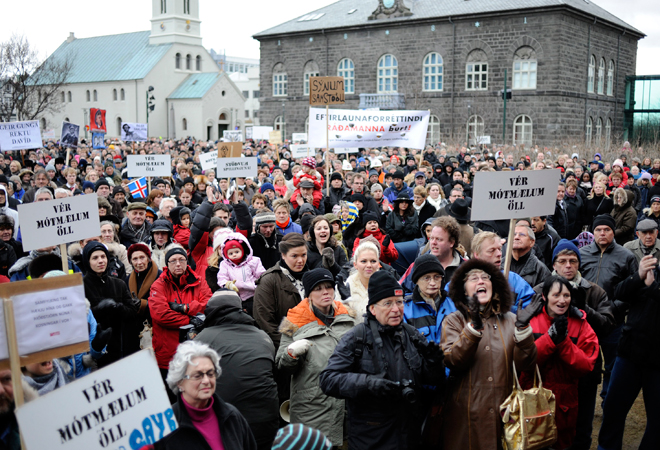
[0,120,42,151]
[290,144,311,158]
[18,194,102,252]
[309,76,345,106]
[269,130,282,145]
[308,108,430,150]
[60,122,80,148]
[217,142,242,158]
[90,108,107,133]
[471,169,561,221]
[16,350,177,450]
[121,122,148,142]
[127,155,171,177]
[252,126,273,140]
[217,157,258,178]
[334,148,360,154]
[199,151,219,171]
[292,133,307,142]
[223,130,243,142]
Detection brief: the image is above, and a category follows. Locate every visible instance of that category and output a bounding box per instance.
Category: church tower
[150,0,202,46]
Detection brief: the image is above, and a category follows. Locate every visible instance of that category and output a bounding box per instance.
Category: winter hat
[170,206,191,226]
[612,159,624,169]
[351,193,366,205]
[302,268,334,296]
[272,424,332,450]
[299,203,316,217]
[362,210,380,227]
[367,271,404,306]
[165,247,188,266]
[82,181,95,192]
[640,172,652,181]
[411,254,445,283]
[324,213,341,226]
[330,172,343,182]
[392,170,405,180]
[651,196,660,204]
[127,243,152,261]
[254,210,276,226]
[28,254,64,279]
[592,214,616,232]
[222,239,244,264]
[151,219,173,236]
[127,202,148,211]
[182,176,195,186]
[260,182,275,194]
[341,160,352,171]
[552,239,581,265]
[576,231,594,248]
[82,241,109,270]
[302,157,316,169]
[300,214,314,235]
[393,192,412,203]
[95,179,110,191]
[371,183,383,193]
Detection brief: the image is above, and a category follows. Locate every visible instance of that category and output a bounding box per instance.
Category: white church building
[38,0,245,141]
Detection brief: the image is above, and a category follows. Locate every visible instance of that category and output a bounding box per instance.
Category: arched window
[67,91,72,102]
[597,58,605,95]
[586,117,593,146]
[466,115,484,145]
[466,49,488,91]
[513,115,533,146]
[183,0,190,14]
[219,113,227,120]
[427,115,440,145]
[513,47,537,90]
[182,118,187,131]
[588,56,595,93]
[86,90,90,102]
[337,58,354,94]
[303,61,320,96]
[160,0,166,14]
[93,90,97,102]
[61,91,65,103]
[175,53,181,69]
[113,89,117,101]
[607,60,615,96]
[596,117,603,146]
[120,88,125,101]
[377,54,398,93]
[423,53,443,91]
[274,115,285,132]
[196,55,202,71]
[273,63,287,97]
[117,117,123,136]
[186,54,192,70]
[605,118,612,148]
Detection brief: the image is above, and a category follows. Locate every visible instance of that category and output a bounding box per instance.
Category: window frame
[607,60,614,96]
[427,115,440,145]
[588,55,596,93]
[512,59,537,90]
[466,115,485,145]
[337,58,355,94]
[597,58,605,95]
[377,54,398,93]
[273,73,288,97]
[605,118,612,148]
[304,70,320,96]
[586,117,593,146]
[423,53,443,92]
[466,62,488,91]
[513,115,533,147]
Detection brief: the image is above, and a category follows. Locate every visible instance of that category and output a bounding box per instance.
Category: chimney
[66,32,76,43]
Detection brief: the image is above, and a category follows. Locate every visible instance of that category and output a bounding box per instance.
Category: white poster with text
[0,120,42,151]
[217,157,258,178]
[127,155,171,178]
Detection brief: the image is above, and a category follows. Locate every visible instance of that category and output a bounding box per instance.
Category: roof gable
[168,72,224,99]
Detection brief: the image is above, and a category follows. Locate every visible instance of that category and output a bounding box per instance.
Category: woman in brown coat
[441,259,537,450]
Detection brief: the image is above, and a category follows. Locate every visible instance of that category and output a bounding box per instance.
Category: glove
[95,299,118,313]
[467,295,483,330]
[82,354,98,370]
[225,281,239,293]
[515,296,543,329]
[189,315,204,330]
[91,325,112,352]
[382,235,391,248]
[169,302,187,314]
[569,305,584,319]
[287,339,312,358]
[412,336,444,362]
[366,376,400,397]
[571,288,587,310]
[322,247,335,270]
[548,315,568,345]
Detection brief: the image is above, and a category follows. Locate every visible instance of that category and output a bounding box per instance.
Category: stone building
[253,0,644,148]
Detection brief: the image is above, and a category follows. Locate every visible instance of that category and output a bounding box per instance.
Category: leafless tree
[0,34,72,122]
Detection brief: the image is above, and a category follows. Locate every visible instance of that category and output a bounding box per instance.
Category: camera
[399,379,416,404]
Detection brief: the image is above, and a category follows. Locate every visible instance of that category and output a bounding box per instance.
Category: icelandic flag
[128,177,148,198]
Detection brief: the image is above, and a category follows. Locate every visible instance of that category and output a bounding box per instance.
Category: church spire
[150,0,202,45]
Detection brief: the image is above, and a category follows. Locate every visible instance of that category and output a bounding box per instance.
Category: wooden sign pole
[326,105,330,196]
[65,147,71,168]
[502,218,516,278]
[59,243,68,273]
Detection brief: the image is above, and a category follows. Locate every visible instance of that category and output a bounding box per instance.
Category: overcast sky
[0,0,657,74]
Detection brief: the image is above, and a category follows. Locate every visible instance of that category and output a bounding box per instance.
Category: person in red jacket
[520,275,599,450]
[352,211,398,265]
[169,206,191,251]
[149,247,212,401]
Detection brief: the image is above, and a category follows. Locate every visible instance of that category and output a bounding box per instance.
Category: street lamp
[146,86,155,122]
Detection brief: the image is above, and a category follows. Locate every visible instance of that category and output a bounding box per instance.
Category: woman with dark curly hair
[440,259,537,450]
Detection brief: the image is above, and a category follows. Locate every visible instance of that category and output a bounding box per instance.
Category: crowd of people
[0,138,657,450]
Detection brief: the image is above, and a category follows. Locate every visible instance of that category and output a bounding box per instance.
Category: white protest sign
[0,120,42,151]
[16,350,177,450]
[18,194,101,252]
[223,130,243,142]
[471,169,561,221]
[42,128,56,139]
[121,122,148,142]
[245,126,253,140]
[292,133,308,142]
[290,144,311,158]
[199,151,219,172]
[127,155,171,178]
[252,126,273,140]
[308,108,430,150]
[477,136,491,145]
[217,157,258,178]
[334,148,360,154]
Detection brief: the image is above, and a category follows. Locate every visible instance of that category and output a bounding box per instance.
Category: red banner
[90,108,106,133]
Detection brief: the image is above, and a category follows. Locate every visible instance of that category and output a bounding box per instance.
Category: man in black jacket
[548,182,569,239]
[509,225,551,288]
[325,172,350,212]
[249,210,282,271]
[531,215,561,269]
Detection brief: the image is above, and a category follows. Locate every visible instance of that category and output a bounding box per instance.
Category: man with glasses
[321,271,444,450]
[149,246,212,401]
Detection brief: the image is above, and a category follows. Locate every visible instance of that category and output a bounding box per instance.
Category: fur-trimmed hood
[448,258,513,319]
[279,298,356,337]
[612,187,633,208]
[68,241,123,259]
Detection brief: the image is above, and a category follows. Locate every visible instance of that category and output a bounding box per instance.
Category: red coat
[149,267,212,368]
[353,229,399,265]
[173,224,191,251]
[293,171,324,190]
[520,308,598,450]
[290,188,323,209]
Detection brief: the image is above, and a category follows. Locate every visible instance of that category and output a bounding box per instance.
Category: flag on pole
[127,177,148,199]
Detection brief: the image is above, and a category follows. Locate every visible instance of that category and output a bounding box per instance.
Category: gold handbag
[500,364,557,450]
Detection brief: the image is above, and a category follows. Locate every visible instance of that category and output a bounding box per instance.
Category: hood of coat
[279,298,355,337]
[218,231,253,262]
[0,185,8,210]
[69,241,121,259]
[613,187,633,208]
[204,291,255,327]
[448,258,512,318]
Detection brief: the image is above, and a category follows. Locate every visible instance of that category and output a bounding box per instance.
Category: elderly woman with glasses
[149,341,256,450]
[440,259,538,450]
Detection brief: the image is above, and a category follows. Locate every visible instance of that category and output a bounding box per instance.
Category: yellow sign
[269,130,282,145]
[309,76,345,106]
[217,142,243,158]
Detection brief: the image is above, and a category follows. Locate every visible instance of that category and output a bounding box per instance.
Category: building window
[377,54,398,93]
[67,91,72,102]
[598,58,605,95]
[606,118,612,148]
[607,60,614,96]
[229,64,234,72]
[93,90,97,101]
[183,0,190,14]
[182,118,187,131]
[466,49,488,91]
[427,115,440,145]
[338,58,355,94]
[175,53,181,69]
[245,110,250,119]
[117,117,122,135]
[242,90,249,99]
[586,117,593,146]
[160,0,166,13]
[113,89,117,101]
[253,90,260,98]
[186,54,192,70]
[196,55,202,71]
[61,91,65,103]
[253,110,258,119]
[423,53,443,91]
[303,61,320,96]
[595,117,603,146]
[466,115,484,145]
[512,47,537,90]
[273,63,287,96]
[274,115,285,132]
[86,90,90,102]
[588,55,595,93]
[513,115,533,146]
[120,88,125,101]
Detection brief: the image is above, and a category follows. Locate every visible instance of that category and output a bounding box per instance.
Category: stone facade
[255,8,641,147]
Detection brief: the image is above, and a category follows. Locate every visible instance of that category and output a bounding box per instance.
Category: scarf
[280,260,306,300]
[126,221,150,244]
[22,360,68,396]
[312,304,335,327]
[128,261,159,314]
[413,200,425,212]
[341,202,359,232]
[427,196,444,210]
[552,269,582,288]
[276,217,290,229]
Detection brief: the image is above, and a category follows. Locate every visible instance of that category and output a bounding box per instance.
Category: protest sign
[477,136,491,145]
[334,148,359,154]
[200,151,219,171]
[18,194,101,252]
[308,108,430,149]
[127,155,171,178]
[92,133,105,149]
[252,126,273,140]
[121,122,148,141]
[16,349,177,450]
[245,126,253,140]
[90,108,107,133]
[290,144,311,158]
[309,76,345,106]
[42,128,56,140]
[60,122,80,148]
[217,142,242,158]
[0,120,42,151]
[217,157,258,178]
[471,169,561,222]
[269,130,282,145]
[223,130,243,142]
[292,133,307,142]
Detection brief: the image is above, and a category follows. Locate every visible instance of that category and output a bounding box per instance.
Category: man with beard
[249,210,282,270]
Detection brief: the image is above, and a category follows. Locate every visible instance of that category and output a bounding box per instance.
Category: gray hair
[517,225,536,241]
[160,197,177,210]
[35,187,53,200]
[166,341,222,394]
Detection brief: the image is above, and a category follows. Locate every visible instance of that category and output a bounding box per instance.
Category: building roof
[42,31,172,84]
[168,72,223,99]
[254,0,643,38]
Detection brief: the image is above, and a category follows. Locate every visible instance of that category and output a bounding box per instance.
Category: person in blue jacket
[273,199,302,235]
[8,246,80,281]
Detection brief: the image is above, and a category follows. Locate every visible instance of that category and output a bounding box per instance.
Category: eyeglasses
[555,258,579,266]
[183,369,217,381]
[466,273,491,283]
[419,274,442,283]
[168,258,187,266]
[376,300,404,309]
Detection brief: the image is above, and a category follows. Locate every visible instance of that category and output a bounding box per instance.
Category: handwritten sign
[199,151,218,171]
[217,157,258,178]
[471,169,561,221]
[217,142,243,158]
[309,76,345,106]
[16,350,177,450]
[292,133,307,143]
[0,120,42,151]
[290,144,311,158]
[18,194,101,252]
[223,130,243,142]
[121,123,148,142]
[127,155,171,177]
[269,130,282,145]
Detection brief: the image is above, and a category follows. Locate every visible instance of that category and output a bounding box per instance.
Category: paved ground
[591,390,645,449]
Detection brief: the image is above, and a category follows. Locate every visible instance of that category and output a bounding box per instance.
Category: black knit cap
[592,214,616,232]
[392,170,405,180]
[411,254,445,283]
[330,172,343,181]
[95,179,110,191]
[302,268,334,296]
[362,210,380,226]
[165,247,187,265]
[368,271,404,306]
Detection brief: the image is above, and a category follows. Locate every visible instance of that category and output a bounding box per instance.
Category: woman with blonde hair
[336,238,384,315]
[146,188,164,212]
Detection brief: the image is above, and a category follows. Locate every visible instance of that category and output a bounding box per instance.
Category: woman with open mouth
[305,216,348,278]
